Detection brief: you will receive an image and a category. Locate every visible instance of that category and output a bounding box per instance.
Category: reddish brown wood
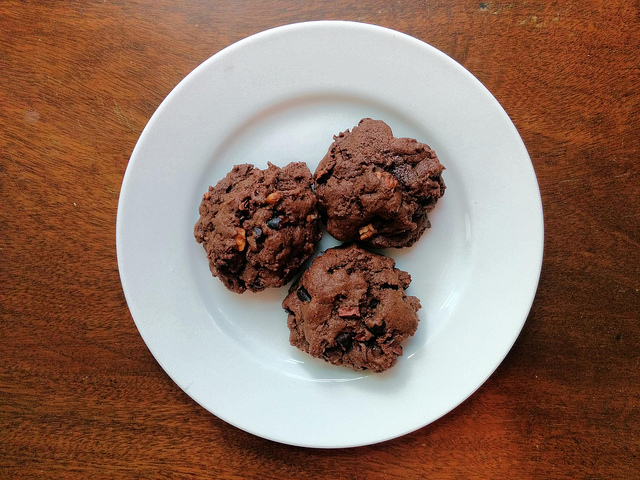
[1,1,638,478]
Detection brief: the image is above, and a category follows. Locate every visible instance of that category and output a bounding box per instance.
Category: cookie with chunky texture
[194,162,321,293]
[314,118,446,248]
[282,244,421,372]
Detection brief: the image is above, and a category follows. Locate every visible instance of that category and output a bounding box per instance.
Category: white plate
[116,21,543,448]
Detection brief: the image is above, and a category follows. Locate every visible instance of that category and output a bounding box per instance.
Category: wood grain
[1,1,638,478]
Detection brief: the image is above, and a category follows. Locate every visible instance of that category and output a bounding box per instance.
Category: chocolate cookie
[282,244,421,372]
[194,162,321,293]
[314,118,446,248]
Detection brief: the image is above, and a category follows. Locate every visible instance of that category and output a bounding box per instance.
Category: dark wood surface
[2,1,638,478]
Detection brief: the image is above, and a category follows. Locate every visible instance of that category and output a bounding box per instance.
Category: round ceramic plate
[116,21,543,448]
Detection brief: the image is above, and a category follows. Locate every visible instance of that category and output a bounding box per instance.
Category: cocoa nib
[338,306,360,318]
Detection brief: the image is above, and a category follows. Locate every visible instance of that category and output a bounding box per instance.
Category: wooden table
[2,1,638,478]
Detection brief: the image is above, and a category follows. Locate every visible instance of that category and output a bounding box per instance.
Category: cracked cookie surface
[314,118,446,248]
[194,162,321,293]
[282,244,421,372]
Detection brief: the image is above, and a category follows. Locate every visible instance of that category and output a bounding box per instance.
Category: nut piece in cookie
[314,118,446,248]
[194,162,322,293]
[282,244,421,373]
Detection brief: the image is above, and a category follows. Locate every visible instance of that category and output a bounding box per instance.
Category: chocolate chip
[297,286,311,302]
[335,332,353,352]
[252,227,263,239]
[266,216,281,230]
[235,209,250,219]
[391,163,417,186]
[369,320,386,337]
[365,338,378,348]
[284,307,295,316]
[323,345,345,359]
